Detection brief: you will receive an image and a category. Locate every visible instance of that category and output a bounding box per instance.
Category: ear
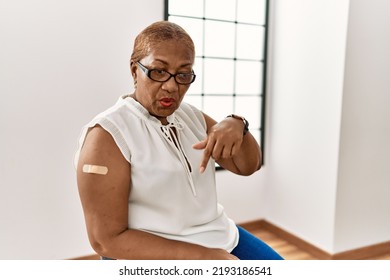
[130,60,137,80]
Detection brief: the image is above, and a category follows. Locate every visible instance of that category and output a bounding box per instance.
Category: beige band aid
[82,164,108,175]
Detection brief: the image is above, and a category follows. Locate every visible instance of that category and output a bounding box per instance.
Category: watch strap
[226,114,249,135]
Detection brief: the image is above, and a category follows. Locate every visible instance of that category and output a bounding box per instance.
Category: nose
[161,76,179,92]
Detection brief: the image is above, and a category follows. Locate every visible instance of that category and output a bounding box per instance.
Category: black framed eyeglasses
[136,61,196,85]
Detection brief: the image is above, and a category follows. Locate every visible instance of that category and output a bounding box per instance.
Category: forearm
[93,228,232,260]
[231,132,262,175]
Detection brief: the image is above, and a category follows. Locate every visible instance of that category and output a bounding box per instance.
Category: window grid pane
[166,0,268,162]
[205,0,236,21]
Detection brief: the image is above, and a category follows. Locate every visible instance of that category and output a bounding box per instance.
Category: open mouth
[159,98,175,107]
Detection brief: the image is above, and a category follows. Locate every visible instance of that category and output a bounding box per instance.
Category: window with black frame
[165,0,269,164]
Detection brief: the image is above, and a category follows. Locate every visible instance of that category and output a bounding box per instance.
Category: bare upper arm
[202,112,217,131]
[76,125,131,244]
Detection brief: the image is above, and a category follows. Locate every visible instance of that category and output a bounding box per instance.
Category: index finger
[199,137,215,173]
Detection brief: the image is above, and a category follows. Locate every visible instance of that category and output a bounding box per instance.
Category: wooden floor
[252,227,316,260]
[251,227,390,260]
[250,226,318,260]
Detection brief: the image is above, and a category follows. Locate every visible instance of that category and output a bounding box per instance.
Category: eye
[149,68,170,81]
[151,69,168,77]
[178,72,192,77]
[154,69,166,75]
[177,73,191,79]
[176,72,195,83]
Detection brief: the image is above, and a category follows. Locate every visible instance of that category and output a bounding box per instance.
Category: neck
[128,93,169,125]
[153,115,168,125]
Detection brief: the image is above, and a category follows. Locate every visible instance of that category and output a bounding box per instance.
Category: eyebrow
[153,59,193,68]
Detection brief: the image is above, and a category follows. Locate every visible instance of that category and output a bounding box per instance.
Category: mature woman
[75,21,283,260]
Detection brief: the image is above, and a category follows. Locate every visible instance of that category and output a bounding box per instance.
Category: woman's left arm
[193,112,262,176]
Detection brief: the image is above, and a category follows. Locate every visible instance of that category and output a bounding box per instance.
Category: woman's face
[131,40,194,125]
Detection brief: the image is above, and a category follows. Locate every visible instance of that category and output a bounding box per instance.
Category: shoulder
[80,125,122,162]
[76,124,130,177]
[177,101,200,116]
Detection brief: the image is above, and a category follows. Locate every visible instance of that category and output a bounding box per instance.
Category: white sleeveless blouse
[75,95,238,252]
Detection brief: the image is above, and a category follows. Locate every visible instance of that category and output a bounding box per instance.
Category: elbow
[241,145,262,176]
[88,229,121,258]
[88,227,131,259]
[253,149,263,173]
[257,156,262,171]
[237,161,261,176]
[89,235,111,258]
[240,157,261,176]
[240,167,259,176]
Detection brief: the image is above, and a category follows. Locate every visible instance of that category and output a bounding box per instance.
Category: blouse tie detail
[159,120,197,196]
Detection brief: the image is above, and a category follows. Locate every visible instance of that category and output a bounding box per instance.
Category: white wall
[334,0,390,252]
[265,0,350,252]
[216,170,268,223]
[0,0,164,259]
[266,0,390,254]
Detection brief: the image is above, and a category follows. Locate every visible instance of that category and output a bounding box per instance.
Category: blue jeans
[231,226,284,260]
[102,225,283,260]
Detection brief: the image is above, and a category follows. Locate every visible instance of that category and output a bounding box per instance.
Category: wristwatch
[226,114,249,135]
